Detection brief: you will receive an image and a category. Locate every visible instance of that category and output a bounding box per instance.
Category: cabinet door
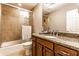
[37,43,43,56]
[44,47,54,56]
[32,41,36,56]
[55,44,77,56]
[78,52,79,56]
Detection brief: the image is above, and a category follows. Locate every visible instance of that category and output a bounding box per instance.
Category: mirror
[42,3,79,34]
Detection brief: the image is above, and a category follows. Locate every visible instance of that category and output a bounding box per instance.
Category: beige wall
[48,3,79,32]
[32,4,43,33]
[1,4,28,43]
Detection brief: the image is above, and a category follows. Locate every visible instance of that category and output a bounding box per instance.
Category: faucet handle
[55,30,59,36]
[52,30,55,36]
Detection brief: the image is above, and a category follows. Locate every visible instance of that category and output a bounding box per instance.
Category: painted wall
[32,4,43,33]
[1,4,28,43]
[48,3,79,33]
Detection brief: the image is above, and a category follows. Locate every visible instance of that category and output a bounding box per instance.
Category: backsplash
[58,32,79,39]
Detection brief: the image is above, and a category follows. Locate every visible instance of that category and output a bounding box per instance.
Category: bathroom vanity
[32,33,79,56]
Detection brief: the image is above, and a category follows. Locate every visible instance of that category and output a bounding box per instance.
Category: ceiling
[43,3,67,15]
[6,3,76,15]
[43,3,79,15]
[7,3,37,10]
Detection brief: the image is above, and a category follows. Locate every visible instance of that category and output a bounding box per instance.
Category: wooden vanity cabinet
[32,36,78,56]
[36,43,43,56]
[77,52,79,56]
[32,37,37,56]
[54,44,77,56]
[32,41,36,56]
[32,36,54,56]
[37,38,54,56]
[43,47,54,56]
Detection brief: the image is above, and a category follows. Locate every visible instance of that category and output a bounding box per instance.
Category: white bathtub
[1,40,31,47]
[0,40,32,56]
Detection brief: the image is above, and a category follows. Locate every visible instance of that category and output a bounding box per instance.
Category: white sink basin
[44,36,56,39]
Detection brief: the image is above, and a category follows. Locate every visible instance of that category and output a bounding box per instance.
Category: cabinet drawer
[45,47,54,56]
[37,38,45,45]
[55,44,77,56]
[37,38,53,50]
[45,41,53,50]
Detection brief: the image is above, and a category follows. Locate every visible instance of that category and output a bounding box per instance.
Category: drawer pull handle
[60,51,70,56]
[57,53,63,56]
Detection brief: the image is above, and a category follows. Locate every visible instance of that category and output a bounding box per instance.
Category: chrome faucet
[56,30,59,36]
[52,30,55,36]
[52,30,59,36]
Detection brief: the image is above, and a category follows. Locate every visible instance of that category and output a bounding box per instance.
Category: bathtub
[0,40,32,56]
[1,39,32,47]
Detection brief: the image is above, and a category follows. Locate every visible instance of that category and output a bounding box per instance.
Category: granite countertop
[32,33,79,51]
